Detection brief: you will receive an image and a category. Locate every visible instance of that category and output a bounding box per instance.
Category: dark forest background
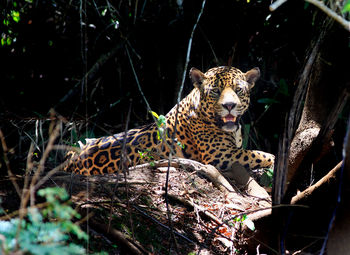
[2,0,340,139]
[0,0,350,254]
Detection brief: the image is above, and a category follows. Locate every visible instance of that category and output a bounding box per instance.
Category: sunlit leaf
[342,0,350,13]
[158,115,166,126]
[149,110,159,119]
[11,11,20,23]
[6,37,12,45]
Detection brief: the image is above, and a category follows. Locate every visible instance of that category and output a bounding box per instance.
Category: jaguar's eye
[236,80,249,96]
[236,87,244,96]
[211,87,220,95]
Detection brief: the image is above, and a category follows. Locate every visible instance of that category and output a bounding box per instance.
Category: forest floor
[0,160,272,255]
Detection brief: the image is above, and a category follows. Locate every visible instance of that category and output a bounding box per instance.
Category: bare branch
[270,0,350,32]
[0,130,21,198]
[291,161,343,204]
[269,0,288,11]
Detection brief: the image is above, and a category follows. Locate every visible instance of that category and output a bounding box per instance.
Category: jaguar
[65,66,274,175]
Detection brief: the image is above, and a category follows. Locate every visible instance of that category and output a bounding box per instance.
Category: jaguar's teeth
[223,116,237,123]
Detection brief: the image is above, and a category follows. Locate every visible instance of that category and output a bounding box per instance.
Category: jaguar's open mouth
[219,114,240,132]
[222,114,237,124]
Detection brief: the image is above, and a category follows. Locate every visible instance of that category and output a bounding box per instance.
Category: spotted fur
[65,66,274,175]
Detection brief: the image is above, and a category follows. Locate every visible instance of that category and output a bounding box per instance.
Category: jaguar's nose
[222,103,236,111]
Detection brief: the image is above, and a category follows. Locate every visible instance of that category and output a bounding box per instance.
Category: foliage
[149,111,185,149]
[232,214,255,231]
[257,78,289,109]
[260,167,274,188]
[342,0,350,13]
[1,1,21,46]
[150,110,167,141]
[138,149,155,167]
[0,187,88,255]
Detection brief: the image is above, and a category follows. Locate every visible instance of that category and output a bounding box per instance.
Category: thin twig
[291,161,343,204]
[0,201,50,221]
[0,130,21,198]
[166,0,207,252]
[200,204,308,255]
[125,45,153,115]
[165,193,223,225]
[56,41,125,107]
[132,205,197,246]
[89,218,148,255]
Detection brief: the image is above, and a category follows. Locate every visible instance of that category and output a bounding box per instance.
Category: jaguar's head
[189,66,260,132]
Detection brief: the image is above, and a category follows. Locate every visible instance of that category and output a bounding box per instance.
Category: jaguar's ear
[189,67,205,89]
[245,67,260,89]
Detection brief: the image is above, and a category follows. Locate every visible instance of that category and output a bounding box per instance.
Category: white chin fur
[222,123,238,132]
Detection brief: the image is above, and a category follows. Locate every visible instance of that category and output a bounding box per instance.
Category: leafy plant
[0,187,88,255]
[343,0,350,13]
[260,168,274,188]
[149,110,167,141]
[232,214,255,231]
[149,111,185,149]
[1,1,22,47]
[138,149,155,167]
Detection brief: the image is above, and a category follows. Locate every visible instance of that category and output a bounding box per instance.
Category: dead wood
[165,193,226,225]
[55,158,271,208]
[45,157,274,253]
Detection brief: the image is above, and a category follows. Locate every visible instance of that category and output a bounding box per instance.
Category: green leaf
[157,115,166,126]
[3,19,9,26]
[260,168,274,187]
[266,168,274,177]
[278,79,289,96]
[11,11,20,23]
[257,98,279,105]
[342,0,350,13]
[6,37,12,46]
[149,110,159,119]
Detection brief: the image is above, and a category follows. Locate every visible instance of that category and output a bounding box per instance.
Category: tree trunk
[327,117,350,254]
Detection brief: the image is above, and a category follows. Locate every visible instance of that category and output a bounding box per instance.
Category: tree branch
[291,161,342,204]
[270,0,350,32]
[305,0,350,32]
